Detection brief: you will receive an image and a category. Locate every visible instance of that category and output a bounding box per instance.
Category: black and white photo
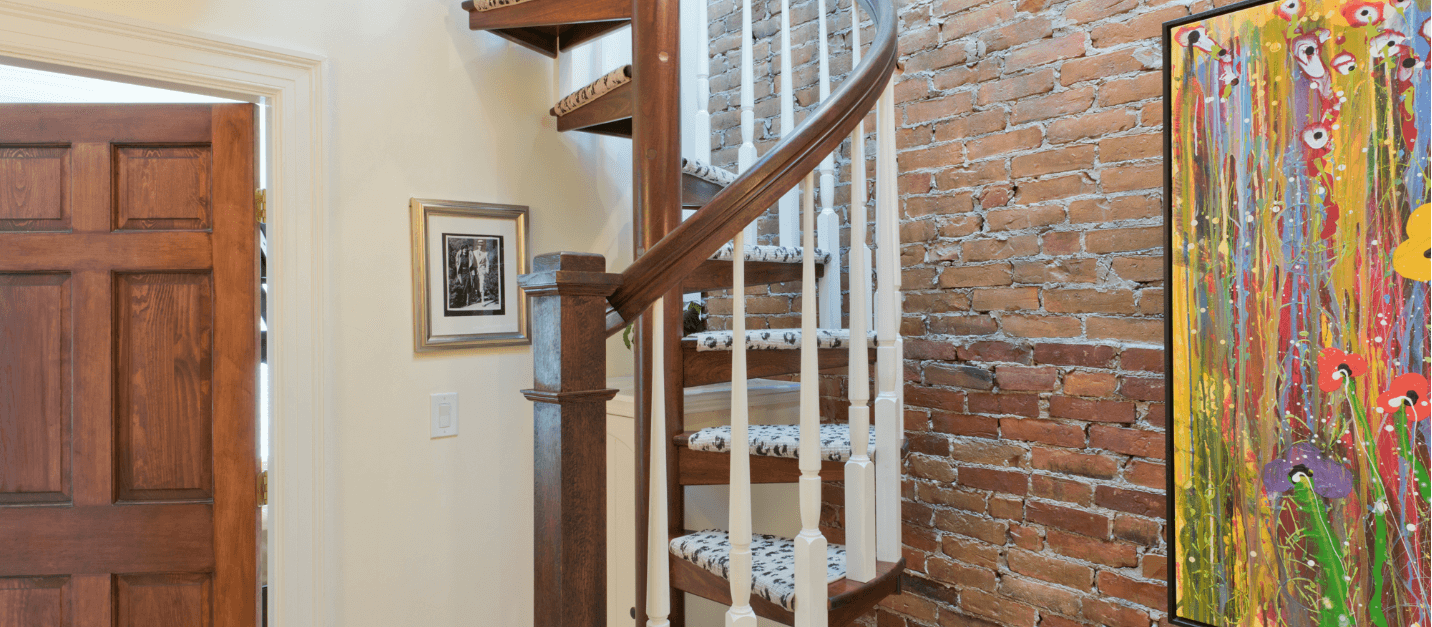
[442,233,504,316]
[411,199,529,351]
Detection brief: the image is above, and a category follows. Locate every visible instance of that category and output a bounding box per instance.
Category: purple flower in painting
[1261,443,1353,499]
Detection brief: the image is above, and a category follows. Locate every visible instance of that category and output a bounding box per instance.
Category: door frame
[0,2,330,626]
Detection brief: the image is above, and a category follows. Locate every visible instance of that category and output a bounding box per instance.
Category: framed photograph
[1165,2,1429,627]
[411,198,530,351]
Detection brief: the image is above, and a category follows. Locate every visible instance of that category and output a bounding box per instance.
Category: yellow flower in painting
[1394,204,1430,282]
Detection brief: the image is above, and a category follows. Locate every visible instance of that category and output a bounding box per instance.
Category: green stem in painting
[1394,408,1431,503]
[1346,386,1389,627]
[1291,480,1350,627]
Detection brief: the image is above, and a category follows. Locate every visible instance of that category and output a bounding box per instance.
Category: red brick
[926,555,998,591]
[1087,317,1163,343]
[1047,529,1140,567]
[1049,109,1137,143]
[1145,403,1167,428]
[906,385,968,411]
[1006,33,1087,69]
[935,110,1011,142]
[933,412,1000,439]
[950,438,1030,467]
[1098,73,1163,107]
[1015,174,1095,203]
[1061,49,1146,86]
[1063,0,1139,23]
[1139,288,1164,315]
[921,484,988,512]
[1002,315,1081,338]
[1068,196,1160,223]
[1013,146,1098,178]
[1111,255,1165,282]
[940,1,1016,39]
[1089,5,1189,48]
[1126,460,1165,489]
[1097,571,1168,611]
[910,432,953,457]
[1001,575,1083,615]
[968,392,1040,418]
[989,494,1026,519]
[935,509,1009,544]
[1034,343,1117,367]
[927,364,995,390]
[1049,396,1136,423]
[1001,418,1086,448]
[967,127,1044,160]
[958,340,1033,364]
[1064,371,1118,397]
[981,17,1054,53]
[1083,598,1150,627]
[910,455,958,482]
[879,592,940,622]
[962,588,1039,627]
[905,44,970,73]
[1032,447,1119,479]
[1102,162,1162,193]
[1112,514,1162,546]
[997,365,1058,391]
[904,93,978,125]
[1009,524,1043,550]
[972,287,1040,311]
[907,337,962,360]
[1008,549,1095,591]
[1100,133,1161,162]
[1120,376,1165,401]
[1027,500,1111,539]
[1012,259,1099,284]
[959,466,1030,495]
[1142,554,1168,580]
[932,59,1002,91]
[929,314,1001,336]
[1011,86,1095,124]
[940,263,1014,288]
[1095,485,1166,517]
[977,69,1056,105]
[965,235,1039,262]
[942,534,1003,569]
[906,291,973,314]
[1032,474,1094,505]
[1045,288,1137,314]
[987,204,1067,231]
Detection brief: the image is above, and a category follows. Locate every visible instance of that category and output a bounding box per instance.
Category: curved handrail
[605,0,897,334]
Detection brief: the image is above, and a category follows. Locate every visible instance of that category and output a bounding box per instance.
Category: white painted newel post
[795,173,830,627]
[843,0,877,584]
[646,297,672,627]
[726,231,757,627]
[777,0,798,247]
[737,0,758,243]
[873,78,902,564]
[814,0,842,329]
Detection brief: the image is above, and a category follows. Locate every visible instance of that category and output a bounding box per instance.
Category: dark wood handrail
[604,0,898,334]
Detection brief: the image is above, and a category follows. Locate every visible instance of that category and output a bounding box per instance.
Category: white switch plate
[430,393,458,438]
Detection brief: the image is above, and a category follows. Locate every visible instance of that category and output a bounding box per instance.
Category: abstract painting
[1165,0,1431,625]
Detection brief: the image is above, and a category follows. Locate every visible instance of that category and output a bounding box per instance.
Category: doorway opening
[0,61,274,625]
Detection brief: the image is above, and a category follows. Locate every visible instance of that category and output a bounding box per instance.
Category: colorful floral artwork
[1167,0,1431,625]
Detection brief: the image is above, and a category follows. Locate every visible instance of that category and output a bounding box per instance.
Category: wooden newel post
[519,251,623,627]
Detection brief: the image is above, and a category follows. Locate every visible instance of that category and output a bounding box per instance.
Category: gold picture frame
[410,198,530,351]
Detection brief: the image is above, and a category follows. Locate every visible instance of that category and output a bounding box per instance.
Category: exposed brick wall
[697,0,1204,622]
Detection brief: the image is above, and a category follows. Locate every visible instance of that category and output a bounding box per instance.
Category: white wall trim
[0,2,330,625]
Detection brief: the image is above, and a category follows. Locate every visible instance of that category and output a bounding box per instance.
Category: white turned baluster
[795,172,829,627]
[873,78,901,564]
[776,0,798,247]
[843,0,875,584]
[738,0,758,243]
[694,0,711,162]
[647,299,671,627]
[814,0,841,329]
[727,231,757,627]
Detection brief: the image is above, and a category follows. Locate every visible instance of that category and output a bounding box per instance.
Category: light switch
[430,393,458,438]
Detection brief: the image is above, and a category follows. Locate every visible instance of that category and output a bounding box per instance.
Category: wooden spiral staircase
[459,0,903,624]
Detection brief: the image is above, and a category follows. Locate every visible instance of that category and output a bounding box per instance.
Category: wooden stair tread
[462,0,630,58]
[668,530,904,627]
[682,259,819,292]
[681,335,871,387]
[685,328,873,351]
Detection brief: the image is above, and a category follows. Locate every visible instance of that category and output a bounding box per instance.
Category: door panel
[115,273,214,502]
[0,145,70,232]
[0,576,68,627]
[113,145,212,231]
[0,273,72,505]
[0,104,258,627]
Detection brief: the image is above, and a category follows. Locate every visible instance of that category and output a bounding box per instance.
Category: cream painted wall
[31,0,634,625]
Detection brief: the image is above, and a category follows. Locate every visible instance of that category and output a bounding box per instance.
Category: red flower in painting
[1317,348,1369,392]
[1376,373,1431,421]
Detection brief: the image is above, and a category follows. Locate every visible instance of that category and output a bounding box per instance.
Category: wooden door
[0,104,259,627]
